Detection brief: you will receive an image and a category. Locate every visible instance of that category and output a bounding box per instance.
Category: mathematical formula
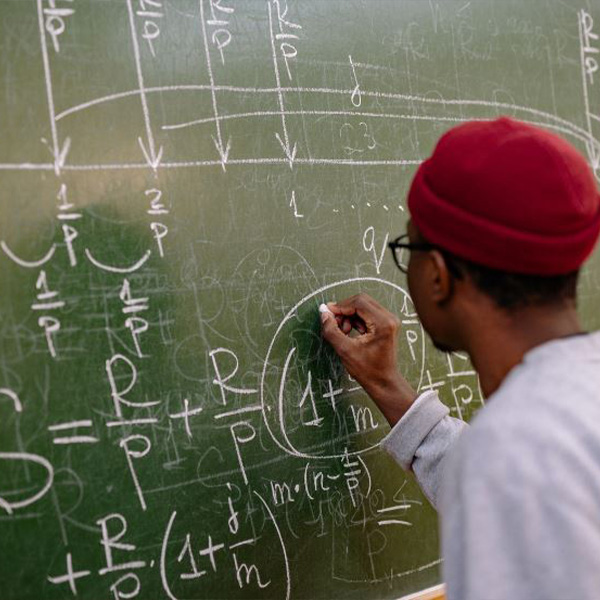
[1,1,595,599]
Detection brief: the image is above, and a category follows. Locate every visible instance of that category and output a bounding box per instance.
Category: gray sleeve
[379,390,468,509]
[442,419,600,600]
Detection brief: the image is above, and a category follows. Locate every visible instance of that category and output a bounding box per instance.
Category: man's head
[405,218,581,353]
[403,117,600,353]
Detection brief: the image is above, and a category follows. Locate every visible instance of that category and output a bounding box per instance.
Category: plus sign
[168,397,203,439]
[47,552,91,596]
[198,535,225,572]
[420,369,446,393]
[322,379,344,411]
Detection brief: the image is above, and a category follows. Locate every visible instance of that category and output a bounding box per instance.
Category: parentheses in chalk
[253,491,291,600]
[84,248,152,274]
[303,461,314,501]
[0,388,55,516]
[357,454,372,498]
[0,241,56,269]
[159,510,178,600]
[0,453,55,515]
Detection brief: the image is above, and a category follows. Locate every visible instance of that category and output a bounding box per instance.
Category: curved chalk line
[260,277,425,460]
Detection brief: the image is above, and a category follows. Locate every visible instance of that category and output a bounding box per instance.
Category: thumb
[320,311,350,355]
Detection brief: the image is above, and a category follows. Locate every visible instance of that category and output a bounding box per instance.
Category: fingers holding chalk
[319,302,367,335]
[319,303,333,315]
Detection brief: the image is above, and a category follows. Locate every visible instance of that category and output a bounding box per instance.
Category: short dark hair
[438,248,579,311]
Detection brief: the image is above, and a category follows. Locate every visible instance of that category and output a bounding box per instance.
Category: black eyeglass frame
[388,234,436,274]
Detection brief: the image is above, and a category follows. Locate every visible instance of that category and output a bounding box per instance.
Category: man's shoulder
[473,349,600,434]
[457,355,600,485]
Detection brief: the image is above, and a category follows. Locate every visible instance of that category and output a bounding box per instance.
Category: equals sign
[376,504,416,527]
[48,420,99,445]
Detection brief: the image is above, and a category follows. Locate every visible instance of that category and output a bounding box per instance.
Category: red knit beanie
[407,117,600,274]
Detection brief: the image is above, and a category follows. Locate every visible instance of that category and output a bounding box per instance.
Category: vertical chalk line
[578,11,593,137]
[577,10,600,172]
[36,0,63,174]
[267,1,296,166]
[125,0,162,169]
[198,0,230,167]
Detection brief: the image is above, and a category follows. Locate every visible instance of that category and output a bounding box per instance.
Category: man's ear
[426,250,454,304]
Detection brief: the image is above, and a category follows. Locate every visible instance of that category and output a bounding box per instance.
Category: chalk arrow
[211,135,231,172]
[275,133,297,170]
[585,138,600,173]
[42,136,71,176]
[138,136,163,173]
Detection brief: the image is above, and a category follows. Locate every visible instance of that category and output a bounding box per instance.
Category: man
[320,117,600,600]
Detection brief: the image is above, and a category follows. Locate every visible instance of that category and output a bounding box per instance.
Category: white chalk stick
[319,303,333,315]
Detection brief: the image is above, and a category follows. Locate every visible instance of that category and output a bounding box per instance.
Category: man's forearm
[365,372,418,427]
[380,390,468,509]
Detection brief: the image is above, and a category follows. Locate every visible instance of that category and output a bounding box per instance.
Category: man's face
[429,333,456,354]
[406,219,457,354]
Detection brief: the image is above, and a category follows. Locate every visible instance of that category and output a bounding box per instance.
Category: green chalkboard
[1,1,600,599]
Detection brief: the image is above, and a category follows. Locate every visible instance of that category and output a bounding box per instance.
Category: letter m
[350,405,378,432]
[269,481,294,506]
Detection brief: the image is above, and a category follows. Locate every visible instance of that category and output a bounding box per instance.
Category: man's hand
[320,293,418,426]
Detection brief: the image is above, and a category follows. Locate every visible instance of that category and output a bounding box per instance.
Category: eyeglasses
[388,234,436,274]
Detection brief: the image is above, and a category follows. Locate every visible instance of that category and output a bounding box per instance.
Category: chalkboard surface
[1,1,600,599]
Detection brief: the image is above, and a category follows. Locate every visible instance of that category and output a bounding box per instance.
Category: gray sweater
[381,331,600,600]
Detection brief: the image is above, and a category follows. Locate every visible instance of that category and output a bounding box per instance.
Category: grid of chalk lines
[1,2,599,600]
